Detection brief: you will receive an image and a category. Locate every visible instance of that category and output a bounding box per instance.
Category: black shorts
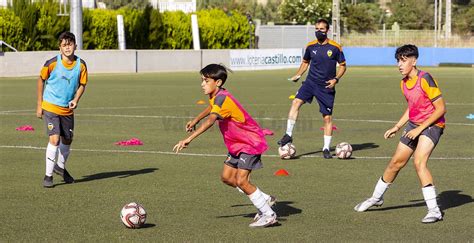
[400,121,443,150]
[295,81,335,115]
[224,153,263,171]
[43,110,74,140]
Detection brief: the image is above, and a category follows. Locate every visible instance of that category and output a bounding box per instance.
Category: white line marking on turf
[0,112,472,126]
[1,145,472,160]
[0,102,472,113]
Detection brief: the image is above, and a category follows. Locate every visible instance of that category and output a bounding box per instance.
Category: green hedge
[0,9,24,50]
[1,5,253,51]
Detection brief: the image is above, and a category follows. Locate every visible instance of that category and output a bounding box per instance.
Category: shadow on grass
[219,201,302,223]
[139,223,156,229]
[368,190,473,212]
[293,142,379,159]
[55,168,159,186]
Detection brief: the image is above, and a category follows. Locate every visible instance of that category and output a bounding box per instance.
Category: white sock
[260,190,270,201]
[237,187,269,201]
[286,119,296,137]
[371,177,391,199]
[57,142,71,169]
[323,135,332,150]
[248,188,274,216]
[45,143,58,177]
[422,185,439,210]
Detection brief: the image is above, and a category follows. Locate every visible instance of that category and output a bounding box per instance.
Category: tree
[386,0,433,30]
[279,0,332,25]
[343,3,382,33]
[452,3,474,35]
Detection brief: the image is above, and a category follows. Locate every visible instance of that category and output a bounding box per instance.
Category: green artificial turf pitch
[0,67,473,241]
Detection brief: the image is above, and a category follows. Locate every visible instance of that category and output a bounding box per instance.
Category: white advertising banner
[229,49,303,70]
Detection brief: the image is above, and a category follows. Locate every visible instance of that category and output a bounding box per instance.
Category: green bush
[89,9,118,49]
[162,11,192,49]
[35,1,69,50]
[0,9,24,51]
[197,9,252,49]
[148,7,165,49]
[118,7,148,49]
[3,4,255,50]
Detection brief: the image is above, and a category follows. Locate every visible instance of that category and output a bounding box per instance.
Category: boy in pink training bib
[173,64,277,228]
[354,45,446,224]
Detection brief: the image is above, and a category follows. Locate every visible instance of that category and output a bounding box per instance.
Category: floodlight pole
[70,0,83,49]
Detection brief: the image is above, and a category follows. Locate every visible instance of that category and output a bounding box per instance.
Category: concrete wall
[0,48,471,77]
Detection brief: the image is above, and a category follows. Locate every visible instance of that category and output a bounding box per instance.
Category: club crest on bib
[327,50,333,57]
[47,123,54,130]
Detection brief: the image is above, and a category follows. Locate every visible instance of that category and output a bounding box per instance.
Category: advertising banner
[230,49,303,70]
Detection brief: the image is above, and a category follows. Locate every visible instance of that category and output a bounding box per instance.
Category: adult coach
[278,18,347,159]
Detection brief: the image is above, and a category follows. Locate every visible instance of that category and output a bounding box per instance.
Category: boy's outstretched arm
[384,108,409,139]
[174,113,218,153]
[186,105,212,132]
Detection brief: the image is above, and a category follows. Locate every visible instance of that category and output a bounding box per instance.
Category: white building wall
[149,0,196,13]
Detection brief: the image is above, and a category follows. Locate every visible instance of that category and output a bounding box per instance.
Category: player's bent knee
[48,137,60,146]
[235,178,249,189]
[292,98,304,108]
[388,159,406,172]
[220,175,236,187]
[323,115,332,123]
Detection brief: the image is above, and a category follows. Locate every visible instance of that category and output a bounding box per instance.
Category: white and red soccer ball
[278,143,296,159]
[120,202,147,228]
[335,142,353,159]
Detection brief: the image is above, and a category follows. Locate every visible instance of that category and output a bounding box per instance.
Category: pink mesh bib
[216,90,268,155]
[403,71,445,125]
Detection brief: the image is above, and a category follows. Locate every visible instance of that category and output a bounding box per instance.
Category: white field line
[0,102,472,113]
[1,145,472,160]
[1,112,472,126]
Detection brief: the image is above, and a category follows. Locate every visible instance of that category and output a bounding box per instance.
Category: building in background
[0,0,96,8]
[149,0,196,13]
[0,0,12,8]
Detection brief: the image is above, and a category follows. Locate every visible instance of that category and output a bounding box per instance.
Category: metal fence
[256,25,473,48]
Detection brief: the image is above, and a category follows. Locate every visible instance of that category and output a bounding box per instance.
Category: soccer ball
[278,143,296,159]
[335,142,353,159]
[120,202,147,228]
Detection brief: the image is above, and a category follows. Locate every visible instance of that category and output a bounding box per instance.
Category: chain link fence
[256,25,473,48]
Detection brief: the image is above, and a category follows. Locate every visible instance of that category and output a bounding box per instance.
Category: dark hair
[58,31,76,45]
[395,44,419,61]
[316,19,330,29]
[200,64,232,86]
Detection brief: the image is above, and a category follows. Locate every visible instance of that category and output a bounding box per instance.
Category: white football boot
[253,196,277,222]
[249,213,277,228]
[421,207,443,223]
[354,197,384,212]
